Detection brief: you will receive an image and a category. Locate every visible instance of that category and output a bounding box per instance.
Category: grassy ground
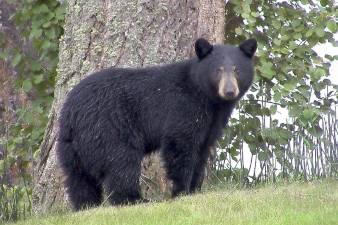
[6,180,338,225]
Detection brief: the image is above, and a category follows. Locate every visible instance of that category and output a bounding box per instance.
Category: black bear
[57,38,257,210]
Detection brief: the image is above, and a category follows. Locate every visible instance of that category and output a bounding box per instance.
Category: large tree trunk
[32,0,225,214]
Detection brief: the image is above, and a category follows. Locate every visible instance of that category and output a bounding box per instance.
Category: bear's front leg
[161,139,198,197]
[190,149,210,193]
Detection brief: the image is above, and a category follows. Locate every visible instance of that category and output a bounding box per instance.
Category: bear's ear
[239,39,257,58]
[195,38,213,59]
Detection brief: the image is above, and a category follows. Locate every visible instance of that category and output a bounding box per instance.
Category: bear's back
[59,60,208,145]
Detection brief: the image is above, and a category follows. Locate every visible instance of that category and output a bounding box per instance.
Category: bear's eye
[217,67,225,73]
[232,66,239,79]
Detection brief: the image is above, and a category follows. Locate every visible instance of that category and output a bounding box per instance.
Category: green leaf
[320,0,329,6]
[259,61,275,80]
[55,7,65,20]
[29,28,42,39]
[33,74,44,84]
[273,39,281,46]
[41,40,52,50]
[45,28,56,39]
[327,20,337,33]
[12,53,22,67]
[228,147,239,157]
[235,27,243,35]
[42,21,51,28]
[31,19,44,29]
[0,51,7,60]
[305,29,313,38]
[315,28,325,37]
[219,152,226,160]
[272,20,281,29]
[303,109,317,121]
[23,79,33,92]
[24,111,34,124]
[308,125,324,137]
[258,151,269,161]
[289,105,302,117]
[273,91,282,102]
[293,33,302,40]
[33,4,49,14]
[283,81,296,92]
[0,160,4,174]
[311,68,326,81]
[31,61,42,71]
[270,105,277,115]
[262,127,292,145]
[250,12,259,17]
[292,20,301,28]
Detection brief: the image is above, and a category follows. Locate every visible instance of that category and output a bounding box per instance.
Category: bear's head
[190,38,257,103]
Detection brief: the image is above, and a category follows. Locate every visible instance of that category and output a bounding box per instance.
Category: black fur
[57,39,257,210]
[239,39,257,58]
[195,38,213,59]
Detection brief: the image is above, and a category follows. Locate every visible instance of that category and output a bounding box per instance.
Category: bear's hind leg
[104,149,143,205]
[65,170,103,211]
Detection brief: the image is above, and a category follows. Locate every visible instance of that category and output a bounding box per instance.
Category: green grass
[6,180,338,225]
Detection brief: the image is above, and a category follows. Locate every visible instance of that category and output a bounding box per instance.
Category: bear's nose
[224,91,236,100]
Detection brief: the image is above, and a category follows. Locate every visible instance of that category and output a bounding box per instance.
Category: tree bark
[32,0,225,214]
